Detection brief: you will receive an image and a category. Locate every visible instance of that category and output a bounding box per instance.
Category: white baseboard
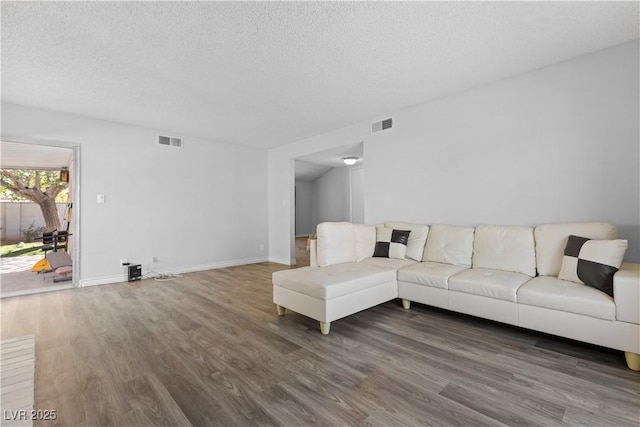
[78,275,124,287]
[154,257,269,276]
[79,256,269,287]
[268,257,296,265]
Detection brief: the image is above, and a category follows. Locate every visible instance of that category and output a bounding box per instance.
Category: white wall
[268,40,640,263]
[295,167,358,237]
[294,180,313,236]
[2,103,269,285]
[311,167,351,229]
[350,166,365,224]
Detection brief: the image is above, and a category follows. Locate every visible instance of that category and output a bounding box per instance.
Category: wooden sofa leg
[402,299,411,310]
[276,305,285,316]
[319,322,330,335]
[625,352,640,371]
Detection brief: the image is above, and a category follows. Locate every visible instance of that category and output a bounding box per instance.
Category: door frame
[1,138,81,294]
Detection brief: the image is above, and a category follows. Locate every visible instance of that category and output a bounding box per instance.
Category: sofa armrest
[614,263,640,324]
[310,239,318,267]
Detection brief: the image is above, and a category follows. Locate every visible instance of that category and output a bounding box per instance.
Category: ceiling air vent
[372,118,393,133]
[158,135,182,148]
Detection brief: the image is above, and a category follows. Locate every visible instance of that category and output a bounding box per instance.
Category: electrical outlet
[120,258,128,266]
[152,256,158,263]
[260,244,265,252]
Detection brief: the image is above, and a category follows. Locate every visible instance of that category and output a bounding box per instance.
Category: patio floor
[0,255,72,297]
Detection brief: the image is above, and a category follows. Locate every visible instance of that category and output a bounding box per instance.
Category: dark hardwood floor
[1,238,638,426]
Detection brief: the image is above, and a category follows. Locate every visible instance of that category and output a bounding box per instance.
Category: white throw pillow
[534,223,618,277]
[373,227,410,260]
[385,222,429,262]
[558,235,627,297]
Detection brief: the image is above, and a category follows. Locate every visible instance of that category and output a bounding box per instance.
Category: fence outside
[0,202,66,243]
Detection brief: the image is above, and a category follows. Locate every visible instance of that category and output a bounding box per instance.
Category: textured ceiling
[2,2,638,149]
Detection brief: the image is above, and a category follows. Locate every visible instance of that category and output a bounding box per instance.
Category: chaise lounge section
[272,221,640,370]
[272,222,400,334]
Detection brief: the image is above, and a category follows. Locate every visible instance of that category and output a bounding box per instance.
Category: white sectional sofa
[272,221,640,370]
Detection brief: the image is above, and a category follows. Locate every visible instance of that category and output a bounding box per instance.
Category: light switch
[97,194,105,203]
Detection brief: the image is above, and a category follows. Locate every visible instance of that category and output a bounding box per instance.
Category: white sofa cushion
[398,261,468,290]
[423,224,475,267]
[517,276,615,321]
[316,222,355,267]
[534,222,618,277]
[354,224,376,262]
[385,222,429,262]
[473,225,536,277]
[558,235,627,297]
[272,263,397,300]
[449,268,532,302]
[360,257,417,270]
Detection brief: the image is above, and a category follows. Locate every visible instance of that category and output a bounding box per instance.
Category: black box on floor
[128,264,142,282]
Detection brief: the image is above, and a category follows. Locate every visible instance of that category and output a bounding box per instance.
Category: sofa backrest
[316,222,356,267]
[534,222,618,277]
[354,224,376,262]
[316,222,377,266]
[384,221,430,261]
[316,221,621,274]
[423,224,475,267]
[473,225,536,276]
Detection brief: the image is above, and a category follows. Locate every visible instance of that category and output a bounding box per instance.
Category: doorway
[292,142,364,264]
[0,141,80,297]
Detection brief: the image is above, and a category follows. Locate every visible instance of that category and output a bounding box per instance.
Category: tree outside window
[0,169,69,232]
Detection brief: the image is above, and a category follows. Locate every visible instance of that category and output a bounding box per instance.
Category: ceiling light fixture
[342,157,358,166]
